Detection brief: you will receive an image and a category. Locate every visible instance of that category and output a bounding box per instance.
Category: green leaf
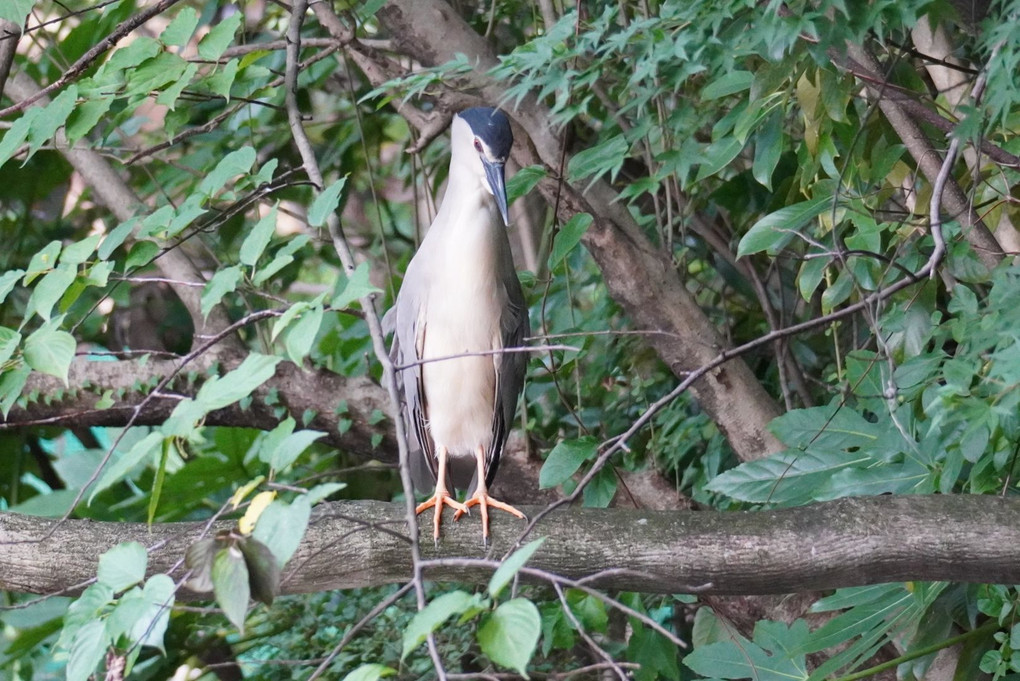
[184,538,218,593]
[212,545,250,633]
[331,261,381,309]
[478,598,541,677]
[26,85,78,160]
[129,574,174,652]
[402,590,475,660]
[549,213,592,268]
[285,304,324,364]
[124,241,161,270]
[97,541,148,592]
[253,234,310,286]
[539,436,597,489]
[272,429,325,473]
[0,326,22,367]
[695,137,743,181]
[60,234,103,265]
[0,363,30,417]
[26,264,76,321]
[489,538,546,599]
[197,11,243,61]
[65,95,113,144]
[240,205,278,267]
[0,0,33,27]
[737,195,833,257]
[66,620,109,681]
[198,145,256,197]
[567,134,629,186]
[200,265,242,319]
[238,536,280,606]
[0,107,37,167]
[23,323,75,385]
[769,405,881,450]
[90,431,163,504]
[196,353,280,410]
[161,6,199,47]
[0,269,25,304]
[705,448,867,505]
[506,165,546,204]
[251,495,311,567]
[205,58,239,100]
[308,177,348,227]
[24,240,61,283]
[341,664,397,681]
[702,70,754,99]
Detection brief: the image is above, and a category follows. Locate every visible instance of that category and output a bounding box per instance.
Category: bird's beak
[483,158,510,226]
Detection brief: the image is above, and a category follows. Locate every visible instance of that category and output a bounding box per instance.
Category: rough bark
[3,495,1020,597]
[1,354,396,460]
[371,0,785,462]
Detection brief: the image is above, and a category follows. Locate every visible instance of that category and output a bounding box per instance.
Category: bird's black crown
[458,107,513,160]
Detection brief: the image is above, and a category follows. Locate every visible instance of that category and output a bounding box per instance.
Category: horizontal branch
[0,354,397,461]
[3,495,1019,597]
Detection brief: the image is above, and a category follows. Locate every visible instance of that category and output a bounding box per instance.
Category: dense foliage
[2,0,1020,679]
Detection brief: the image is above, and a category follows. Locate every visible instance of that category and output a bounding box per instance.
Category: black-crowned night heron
[388,107,530,542]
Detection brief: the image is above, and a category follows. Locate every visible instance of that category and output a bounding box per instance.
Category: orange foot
[454,492,526,542]
[416,491,470,541]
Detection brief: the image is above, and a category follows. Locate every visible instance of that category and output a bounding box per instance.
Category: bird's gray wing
[389,281,439,493]
[483,269,530,488]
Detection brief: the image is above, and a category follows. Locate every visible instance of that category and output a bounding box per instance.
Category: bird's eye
[473,138,483,153]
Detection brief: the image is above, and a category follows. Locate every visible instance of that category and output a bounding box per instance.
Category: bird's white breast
[419,197,510,457]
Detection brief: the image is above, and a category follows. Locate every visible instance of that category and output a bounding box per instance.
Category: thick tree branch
[1,354,397,460]
[3,495,1020,597]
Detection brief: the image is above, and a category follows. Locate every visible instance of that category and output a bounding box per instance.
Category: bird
[387,107,530,542]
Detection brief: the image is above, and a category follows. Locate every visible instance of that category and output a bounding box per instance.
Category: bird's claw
[416,492,469,541]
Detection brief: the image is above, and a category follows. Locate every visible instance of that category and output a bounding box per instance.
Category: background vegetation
[2,0,1020,679]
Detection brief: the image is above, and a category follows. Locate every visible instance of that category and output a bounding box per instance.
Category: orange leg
[454,446,526,541]
[415,445,469,541]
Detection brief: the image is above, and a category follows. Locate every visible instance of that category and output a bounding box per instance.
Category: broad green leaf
[161,6,199,47]
[155,61,198,108]
[305,482,346,505]
[402,590,475,660]
[702,71,754,100]
[200,265,242,319]
[129,575,174,652]
[185,538,218,593]
[124,241,161,270]
[769,405,881,450]
[271,301,311,342]
[23,323,75,385]
[0,327,21,367]
[695,137,744,181]
[198,145,256,197]
[737,196,833,257]
[195,353,280,410]
[0,269,25,304]
[752,109,783,189]
[271,429,325,473]
[142,202,176,238]
[506,165,546,204]
[0,0,33,27]
[166,196,206,237]
[284,304,324,364]
[212,545,250,633]
[123,52,188,99]
[26,264,76,321]
[0,363,30,417]
[705,448,868,505]
[66,620,109,681]
[24,240,61,283]
[26,85,78,160]
[240,205,278,267]
[65,94,113,144]
[197,11,243,61]
[253,234,310,286]
[239,536,280,606]
[567,134,628,186]
[0,107,37,167]
[308,177,348,227]
[90,431,163,504]
[205,58,239,100]
[97,541,147,592]
[539,436,597,489]
[341,664,397,681]
[549,213,592,268]
[582,464,617,508]
[489,538,546,599]
[60,234,103,265]
[251,495,311,567]
[331,261,381,309]
[478,598,541,677]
